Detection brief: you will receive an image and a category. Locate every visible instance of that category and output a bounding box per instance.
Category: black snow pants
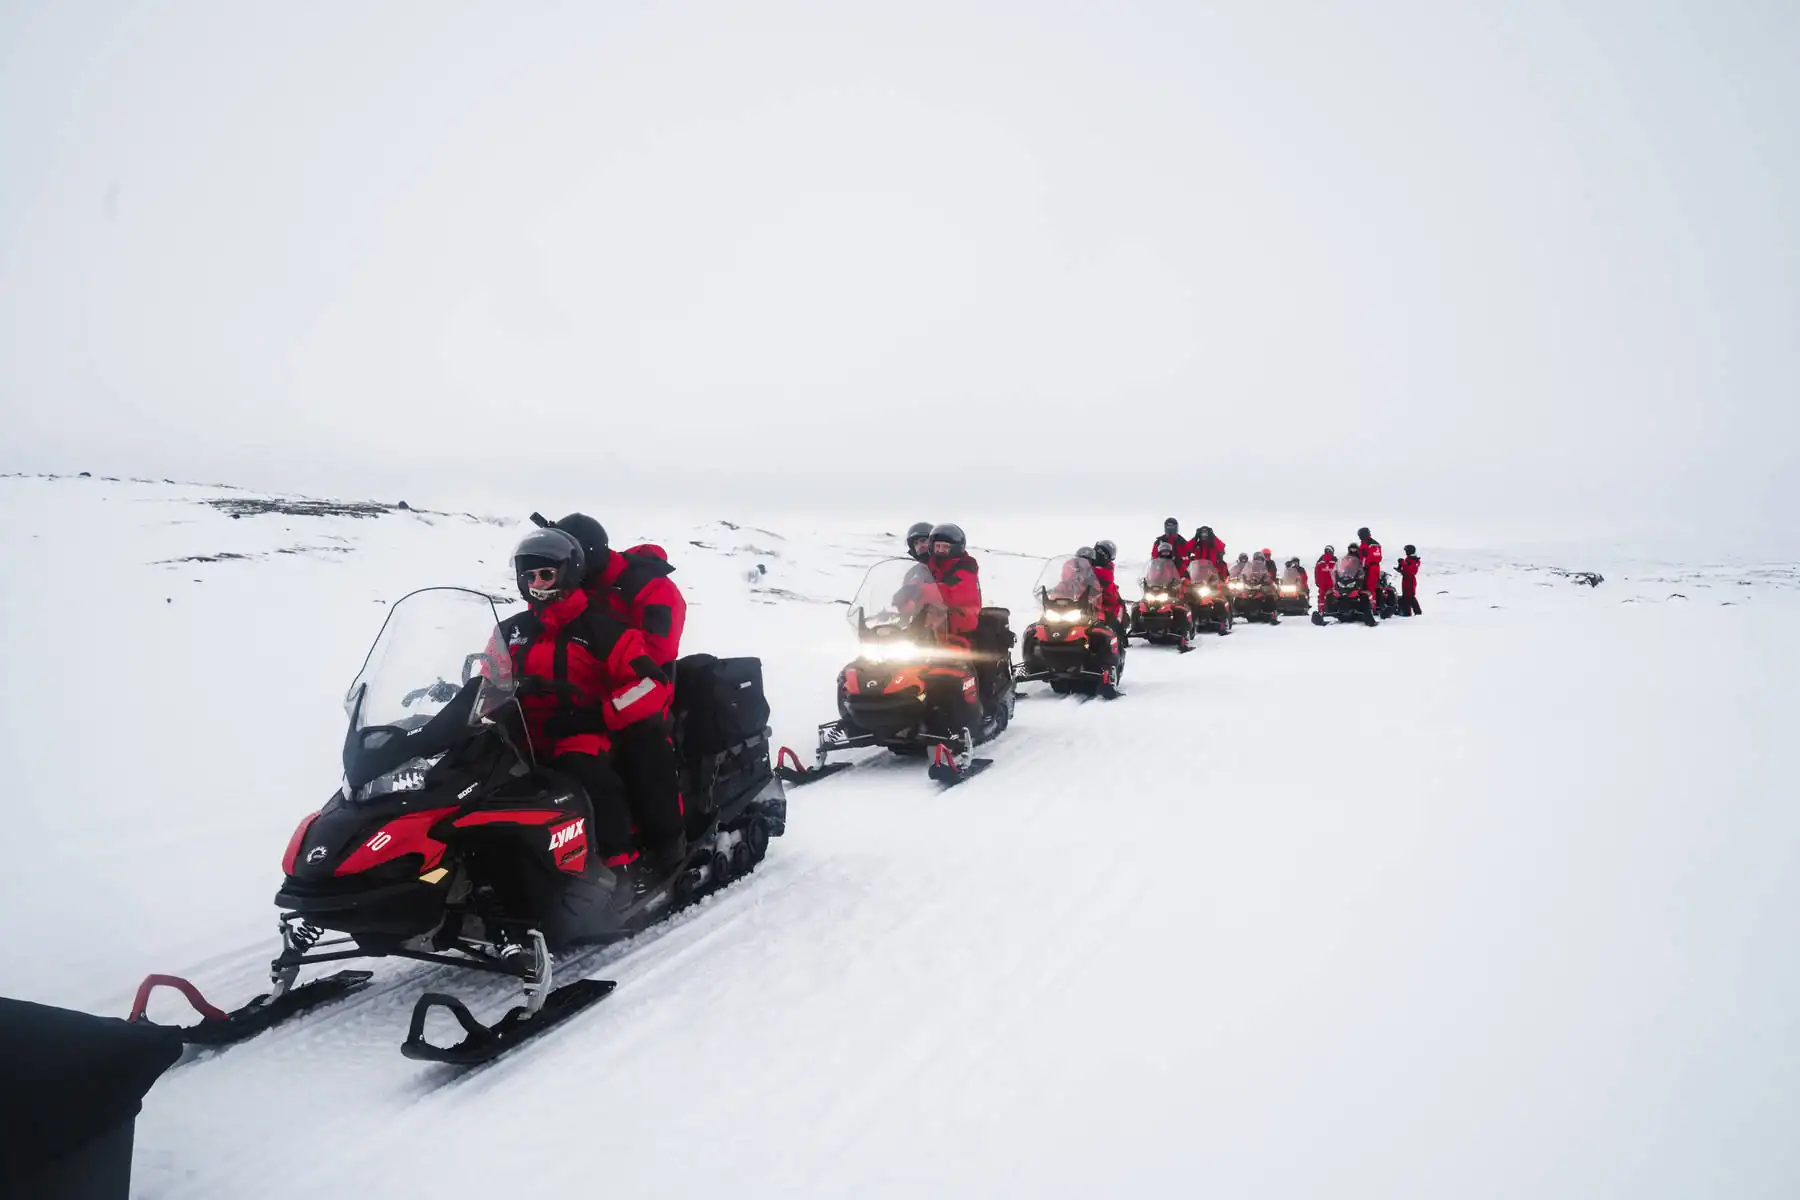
[1399,592,1422,616]
[551,751,637,865]
[609,720,687,856]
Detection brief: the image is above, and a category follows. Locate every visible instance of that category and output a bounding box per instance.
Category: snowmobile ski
[128,970,374,1047]
[775,744,854,786]
[400,979,617,1065]
[928,742,991,786]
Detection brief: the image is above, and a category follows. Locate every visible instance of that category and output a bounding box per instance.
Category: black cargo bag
[674,654,772,755]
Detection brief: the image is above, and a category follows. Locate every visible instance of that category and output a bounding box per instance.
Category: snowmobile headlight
[1145,591,1169,603]
[1228,579,1245,591]
[1197,586,1214,598]
[355,753,445,802]
[1280,585,1298,595]
[1043,608,1083,624]
[859,642,893,664]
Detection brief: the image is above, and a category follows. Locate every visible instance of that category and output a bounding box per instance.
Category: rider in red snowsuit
[553,512,689,870]
[1150,518,1190,568]
[926,524,982,644]
[1189,526,1227,577]
[502,527,670,870]
[1398,545,1422,616]
[1089,540,1125,633]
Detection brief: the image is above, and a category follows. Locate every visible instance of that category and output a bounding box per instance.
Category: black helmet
[1076,545,1097,562]
[554,513,609,583]
[1404,544,1417,556]
[1094,539,1116,566]
[1197,525,1213,540]
[928,523,966,559]
[1358,526,1372,541]
[905,521,933,561]
[1163,517,1180,534]
[514,527,586,604]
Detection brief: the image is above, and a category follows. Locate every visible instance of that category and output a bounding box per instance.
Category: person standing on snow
[551,512,688,872]
[1356,527,1383,617]
[500,527,670,910]
[1314,546,1338,611]
[1150,518,1189,567]
[1397,545,1422,616]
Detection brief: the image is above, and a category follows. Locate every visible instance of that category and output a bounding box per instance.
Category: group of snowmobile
[126,513,1402,1070]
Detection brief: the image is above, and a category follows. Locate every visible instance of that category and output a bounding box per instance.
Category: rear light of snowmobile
[282,812,320,875]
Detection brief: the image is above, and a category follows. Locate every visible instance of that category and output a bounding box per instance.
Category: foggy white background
[2,1,1796,543]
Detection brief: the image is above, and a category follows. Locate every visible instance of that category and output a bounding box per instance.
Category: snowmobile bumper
[127,970,373,1047]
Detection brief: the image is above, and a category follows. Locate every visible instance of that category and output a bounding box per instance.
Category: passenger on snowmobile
[1397,545,1422,616]
[500,528,671,881]
[905,521,934,562]
[553,512,688,872]
[1190,526,1227,575]
[1086,542,1127,636]
[1150,518,1190,567]
[1229,552,1251,582]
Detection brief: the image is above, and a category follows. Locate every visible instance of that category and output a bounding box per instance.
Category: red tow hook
[129,974,229,1025]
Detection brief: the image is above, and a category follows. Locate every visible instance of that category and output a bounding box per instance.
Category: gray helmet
[905,521,933,560]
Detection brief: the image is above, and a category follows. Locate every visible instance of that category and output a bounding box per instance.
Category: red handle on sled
[129,974,229,1024]
[776,746,806,778]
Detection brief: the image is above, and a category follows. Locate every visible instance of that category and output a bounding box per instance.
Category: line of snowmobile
[121,542,1405,1073]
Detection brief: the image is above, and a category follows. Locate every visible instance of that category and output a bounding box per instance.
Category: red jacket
[1150,535,1190,567]
[1360,539,1383,585]
[589,545,686,671]
[1398,554,1420,593]
[1092,562,1124,622]
[501,590,671,757]
[1314,553,1337,595]
[928,553,983,638]
[1190,537,1226,574]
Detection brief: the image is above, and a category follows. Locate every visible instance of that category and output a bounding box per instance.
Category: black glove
[543,707,608,740]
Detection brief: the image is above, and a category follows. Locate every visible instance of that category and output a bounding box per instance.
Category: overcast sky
[2,1,1795,543]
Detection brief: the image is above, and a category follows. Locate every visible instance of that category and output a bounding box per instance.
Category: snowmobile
[1312,566,1380,626]
[785,557,1015,787]
[1016,555,1125,699]
[1128,556,1195,651]
[1185,560,1234,634]
[1276,567,1311,616]
[1230,564,1283,624]
[128,586,787,1065]
[1375,570,1400,619]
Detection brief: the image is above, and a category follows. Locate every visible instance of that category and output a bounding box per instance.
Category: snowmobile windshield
[1034,555,1101,610]
[1143,558,1184,590]
[345,587,517,733]
[1187,560,1221,586]
[847,558,949,641]
[1282,564,1307,584]
[1245,560,1274,583]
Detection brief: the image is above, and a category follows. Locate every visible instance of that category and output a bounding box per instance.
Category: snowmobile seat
[974,607,1015,658]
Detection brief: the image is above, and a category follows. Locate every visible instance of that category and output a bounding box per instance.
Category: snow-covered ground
[3,473,1797,1198]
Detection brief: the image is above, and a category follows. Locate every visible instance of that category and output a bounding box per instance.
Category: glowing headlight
[1145,591,1169,603]
[859,642,894,664]
[1279,585,1298,595]
[1228,580,1245,591]
[1044,609,1084,624]
[1197,586,1214,598]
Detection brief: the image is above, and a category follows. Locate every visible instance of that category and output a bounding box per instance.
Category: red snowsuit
[1398,554,1419,597]
[1190,537,1227,577]
[928,553,983,643]
[502,590,671,865]
[1091,561,1124,625]
[589,545,687,678]
[1150,534,1191,568]
[1359,539,1383,596]
[1314,553,1337,610]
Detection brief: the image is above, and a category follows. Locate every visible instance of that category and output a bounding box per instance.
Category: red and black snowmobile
[1016,555,1125,699]
[1313,559,1379,626]
[1276,561,1311,616]
[1229,559,1283,624]
[1185,560,1234,634]
[782,558,1015,787]
[128,587,787,1064]
[1128,556,1195,652]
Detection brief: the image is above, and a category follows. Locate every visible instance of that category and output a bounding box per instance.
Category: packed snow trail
[3,476,1797,1198]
